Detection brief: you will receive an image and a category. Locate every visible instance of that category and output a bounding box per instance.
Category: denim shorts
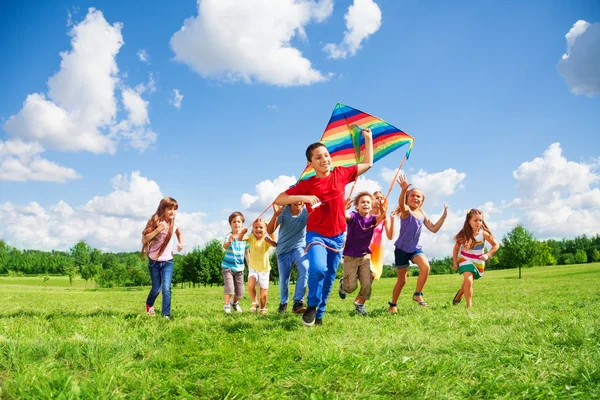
[394,248,424,268]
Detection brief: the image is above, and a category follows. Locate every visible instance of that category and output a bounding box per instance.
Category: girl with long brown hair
[142,197,183,319]
[451,209,499,308]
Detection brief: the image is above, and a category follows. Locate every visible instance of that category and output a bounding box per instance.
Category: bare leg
[412,255,430,303]
[248,277,257,304]
[391,268,408,304]
[462,272,474,308]
[259,288,268,309]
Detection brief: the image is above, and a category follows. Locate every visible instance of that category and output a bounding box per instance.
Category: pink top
[148,224,177,261]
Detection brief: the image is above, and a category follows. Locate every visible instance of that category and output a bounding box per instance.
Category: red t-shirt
[285,165,358,237]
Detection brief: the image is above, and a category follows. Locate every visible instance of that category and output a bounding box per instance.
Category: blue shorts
[394,248,424,268]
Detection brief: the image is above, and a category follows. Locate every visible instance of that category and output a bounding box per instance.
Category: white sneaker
[223,304,232,314]
[231,300,242,313]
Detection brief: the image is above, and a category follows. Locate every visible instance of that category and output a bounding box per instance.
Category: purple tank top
[394,212,424,252]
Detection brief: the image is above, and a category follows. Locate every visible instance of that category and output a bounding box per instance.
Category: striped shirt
[221,233,249,272]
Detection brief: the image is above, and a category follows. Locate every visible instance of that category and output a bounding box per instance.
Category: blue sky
[1,0,599,262]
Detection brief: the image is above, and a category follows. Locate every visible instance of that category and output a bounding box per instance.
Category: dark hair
[228,211,245,224]
[305,142,326,162]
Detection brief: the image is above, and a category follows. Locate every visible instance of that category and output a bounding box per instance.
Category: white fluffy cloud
[170,0,333,86]
[240,175,298,220]
[511,142,598,209]
[169,89,183,109]
[0,139,80,182]
[3,8,157,170]
[0,172,226,252]
[557,20,600,96]
[323,0,382,59]
[380,167,466,206]
[510,143,600,238]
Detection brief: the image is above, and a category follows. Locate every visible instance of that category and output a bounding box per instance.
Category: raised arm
[267,204,282,235]
[396,175,411,219]
[356,128,373,177]
[424,203,448,233]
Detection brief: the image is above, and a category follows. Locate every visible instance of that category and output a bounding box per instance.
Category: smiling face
[406,189,424,210]
[253,221,267,238]
[307,145,331,177]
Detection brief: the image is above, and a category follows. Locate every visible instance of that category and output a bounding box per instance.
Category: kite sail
[299,103,414,181]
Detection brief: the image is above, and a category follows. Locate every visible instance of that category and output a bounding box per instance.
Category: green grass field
[0,264,599,399]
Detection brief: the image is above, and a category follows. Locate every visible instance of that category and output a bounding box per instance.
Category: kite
[299,103,414,185]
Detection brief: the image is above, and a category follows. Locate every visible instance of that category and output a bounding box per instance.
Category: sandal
[388,301,398,314]
[413,292,428,307]
[259,308,267,315]
[452,290,462,305]
[250,302,259,312]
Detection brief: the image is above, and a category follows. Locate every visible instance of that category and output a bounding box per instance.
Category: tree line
[1,226,599,287]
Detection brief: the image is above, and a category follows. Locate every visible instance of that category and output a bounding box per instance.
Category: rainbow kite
[299,103,414,181]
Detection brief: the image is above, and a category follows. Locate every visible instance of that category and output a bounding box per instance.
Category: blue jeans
[277,247,309,305]
[306,231,346,319]
[146,259,174,316]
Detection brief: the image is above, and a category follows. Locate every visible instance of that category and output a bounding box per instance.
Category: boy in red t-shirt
[274,128,373,326]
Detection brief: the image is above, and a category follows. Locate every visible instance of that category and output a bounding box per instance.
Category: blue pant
[277,247,309,305]
[306,231,346,319]
[146,259,174,316]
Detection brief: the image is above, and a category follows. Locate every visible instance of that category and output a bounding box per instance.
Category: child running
[388,175,448,311]
[452,209,499,308]
[245,219,277,314]
[141,197,184,320]
[222,212,248,314]
[369,190,395,280]
[338,192,387,316]
[274,128,373,326]
[267,202,309,314]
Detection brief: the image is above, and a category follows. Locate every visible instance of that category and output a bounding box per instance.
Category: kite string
[245,202,274,231]
[384,154,408,202]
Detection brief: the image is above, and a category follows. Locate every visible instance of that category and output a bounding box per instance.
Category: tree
[80,264,101,287]
[561,253,575,265]
[201,239,225,286]
[70,241,92,269]
[533,241,556,266]
[501,225,538,279]
[269,251,279,283]
[575,249,588,264]
[64,265,79,288]
[591,248,600,263]
[0,240,11,274]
